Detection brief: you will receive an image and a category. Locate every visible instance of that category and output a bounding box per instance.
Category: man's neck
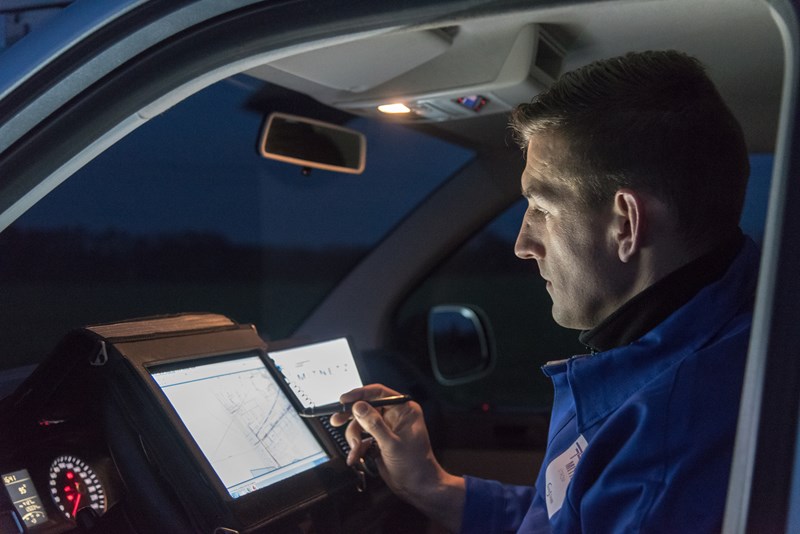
[579,231,745,353]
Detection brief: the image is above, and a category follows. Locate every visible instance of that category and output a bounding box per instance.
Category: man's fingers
[331,384,402,426]
[332,384,402,427]
[339,384,401,404]
[328,412,350,427]
[336,384,408,465]
[351,401,397,445]
[344,417,364,445]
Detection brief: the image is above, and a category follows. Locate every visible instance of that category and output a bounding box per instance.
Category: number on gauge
[48,455,106,520]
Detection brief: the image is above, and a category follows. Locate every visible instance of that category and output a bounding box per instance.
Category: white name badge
[544,434,588,518]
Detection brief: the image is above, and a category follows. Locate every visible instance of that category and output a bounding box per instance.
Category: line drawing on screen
[152,355,328,497]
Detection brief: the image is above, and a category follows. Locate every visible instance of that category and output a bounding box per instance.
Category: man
[331,50,757,532]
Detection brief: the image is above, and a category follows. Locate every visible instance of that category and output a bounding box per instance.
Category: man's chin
[550,306,587,331]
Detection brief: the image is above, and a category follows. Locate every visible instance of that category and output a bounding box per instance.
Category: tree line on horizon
[0,226,524,284]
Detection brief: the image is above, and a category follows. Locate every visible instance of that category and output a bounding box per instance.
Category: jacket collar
[544,236,759,433]
[579,231,744,353]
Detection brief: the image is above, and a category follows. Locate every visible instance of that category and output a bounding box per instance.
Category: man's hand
[330,384,466,532]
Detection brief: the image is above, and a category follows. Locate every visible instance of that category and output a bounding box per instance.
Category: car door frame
[723,1,800,533]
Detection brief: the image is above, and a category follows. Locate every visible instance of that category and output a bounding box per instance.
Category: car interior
[0,0,797,532]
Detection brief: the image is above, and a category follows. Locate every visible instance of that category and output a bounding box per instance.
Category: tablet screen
[150,354,329,498]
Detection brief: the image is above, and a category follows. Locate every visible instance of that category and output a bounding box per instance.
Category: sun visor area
[248,23,565,123]
[268,29,454,93]
[337,24,565,122]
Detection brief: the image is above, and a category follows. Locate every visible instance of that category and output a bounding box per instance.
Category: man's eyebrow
[522,181,560,201]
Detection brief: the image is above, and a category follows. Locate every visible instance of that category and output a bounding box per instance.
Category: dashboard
[0,314,395,534]
[1,409,120,532]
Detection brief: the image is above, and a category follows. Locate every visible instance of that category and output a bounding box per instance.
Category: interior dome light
[378,103,411,114]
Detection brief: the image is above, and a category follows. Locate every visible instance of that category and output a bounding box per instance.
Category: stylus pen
[300,394,413,417]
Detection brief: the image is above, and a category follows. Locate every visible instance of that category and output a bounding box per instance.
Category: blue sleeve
[460,476,536,534]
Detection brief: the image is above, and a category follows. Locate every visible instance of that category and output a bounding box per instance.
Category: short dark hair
[510,50,749,245]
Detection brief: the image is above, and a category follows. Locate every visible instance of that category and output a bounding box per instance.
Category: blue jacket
[461,238,759,533]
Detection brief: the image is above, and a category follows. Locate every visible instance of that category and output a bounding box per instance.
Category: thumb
[352,401,397,446]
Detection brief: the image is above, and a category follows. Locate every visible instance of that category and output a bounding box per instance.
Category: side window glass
[395,199,583,410]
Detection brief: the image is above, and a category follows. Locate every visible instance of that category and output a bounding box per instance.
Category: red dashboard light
[37,418,65,427]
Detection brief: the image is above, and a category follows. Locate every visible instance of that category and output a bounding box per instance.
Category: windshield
[0,75,475,369]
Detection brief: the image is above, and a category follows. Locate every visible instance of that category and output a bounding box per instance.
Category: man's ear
[612,189,645,263]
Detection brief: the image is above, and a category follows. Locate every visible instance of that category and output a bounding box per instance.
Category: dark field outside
[0,226,359,369]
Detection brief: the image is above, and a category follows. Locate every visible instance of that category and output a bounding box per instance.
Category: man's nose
[514,224,544,260]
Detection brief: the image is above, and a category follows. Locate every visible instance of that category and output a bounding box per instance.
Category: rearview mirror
[259,112,366,174]
[428,305,495,386]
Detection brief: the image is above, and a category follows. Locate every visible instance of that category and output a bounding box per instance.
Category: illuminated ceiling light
[378,103,411,114]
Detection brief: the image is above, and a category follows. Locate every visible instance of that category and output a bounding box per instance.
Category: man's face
[514,134,625,330]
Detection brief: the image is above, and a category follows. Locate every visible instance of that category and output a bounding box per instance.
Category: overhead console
[247,22,566,122]
[0,314,390,534]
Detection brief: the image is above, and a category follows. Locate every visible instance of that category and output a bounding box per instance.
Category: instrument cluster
[0,396,122,533]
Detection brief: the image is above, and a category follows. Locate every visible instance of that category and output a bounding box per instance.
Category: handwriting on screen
[271,338,363,409]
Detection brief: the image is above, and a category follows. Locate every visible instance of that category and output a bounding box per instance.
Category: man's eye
[530,206,549,217]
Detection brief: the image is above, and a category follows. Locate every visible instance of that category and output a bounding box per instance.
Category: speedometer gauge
[48,455,106,520]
